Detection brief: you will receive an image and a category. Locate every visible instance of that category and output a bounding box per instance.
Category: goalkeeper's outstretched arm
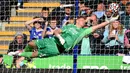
[91,15,119,32]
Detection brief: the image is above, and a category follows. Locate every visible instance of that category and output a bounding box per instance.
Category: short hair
[126,2,130,6]
[41,7,49,11]
[77,16,86,19]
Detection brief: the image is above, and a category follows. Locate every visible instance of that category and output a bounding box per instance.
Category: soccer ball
[109,3,120,13]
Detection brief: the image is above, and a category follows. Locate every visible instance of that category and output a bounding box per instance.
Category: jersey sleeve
[72,27,92,49]
[82,27,92,36]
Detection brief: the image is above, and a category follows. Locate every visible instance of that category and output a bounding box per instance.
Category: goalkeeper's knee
[24,45,33,52]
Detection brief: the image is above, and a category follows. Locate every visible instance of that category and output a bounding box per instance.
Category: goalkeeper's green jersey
[60,24,92,50]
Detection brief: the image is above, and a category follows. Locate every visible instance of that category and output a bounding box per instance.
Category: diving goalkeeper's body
[19,15,119,58]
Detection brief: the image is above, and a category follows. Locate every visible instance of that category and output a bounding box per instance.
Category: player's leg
[28,41,37,49]
[23,45,33,52]
[20,39,43,58]
[54,28,65,45]
[37,38,60,57]
[19,52,33,58]
[19,51,38,58]
[20,38,59,58]
[20,39,47,58]
[24,41,37,52]
[32,51,38,57]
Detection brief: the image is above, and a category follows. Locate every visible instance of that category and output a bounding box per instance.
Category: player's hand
[107,15,119,23]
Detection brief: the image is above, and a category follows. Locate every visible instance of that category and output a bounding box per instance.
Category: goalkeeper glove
[107,15,119,23]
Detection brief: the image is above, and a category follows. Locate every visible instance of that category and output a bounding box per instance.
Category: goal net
[0,0,130,73]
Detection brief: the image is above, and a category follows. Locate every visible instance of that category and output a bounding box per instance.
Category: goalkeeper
[19,15,119,58]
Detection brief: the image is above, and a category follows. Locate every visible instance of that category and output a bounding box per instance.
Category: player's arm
[92,22,109,32]
[91,15,119,32]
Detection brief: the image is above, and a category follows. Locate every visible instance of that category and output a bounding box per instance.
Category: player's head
[76,16,86,27]
[41,7,49,18]
[49,17,57,29]
[126,2,130,14]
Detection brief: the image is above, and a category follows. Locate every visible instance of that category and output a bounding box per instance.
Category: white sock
[57,34,63,40]
[56,34,65,45]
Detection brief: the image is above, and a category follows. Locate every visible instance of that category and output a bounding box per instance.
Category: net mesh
[0,0,130,73]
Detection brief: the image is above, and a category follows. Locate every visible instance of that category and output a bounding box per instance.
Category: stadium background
[0,0,130,73]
